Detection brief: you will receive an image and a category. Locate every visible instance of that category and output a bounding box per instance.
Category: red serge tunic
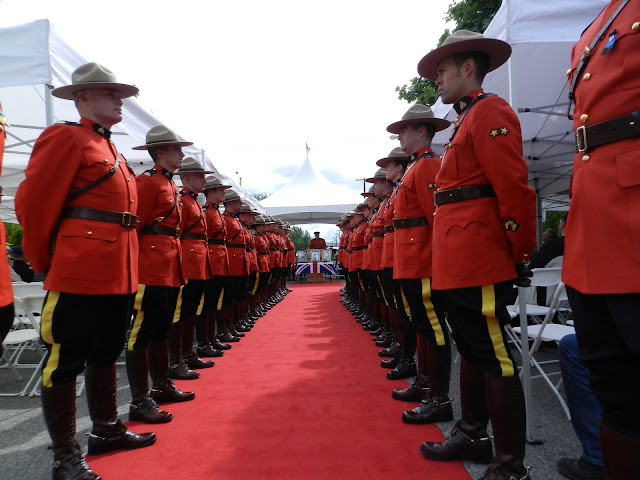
[136,165,182,288]
[180,189,210,280]
[16,118,138,294]
[254,233,271,273]
[242,224,259,273]
[348,221,368,271]
[0,107,12,306]
[204,203,229,277]
[223,213,249,276]
[286,236,296,265]
[432,89,536,290]
[368,208,385,272]
[380,194,396,270]
[393,147,439,280]
[563,0,640,294]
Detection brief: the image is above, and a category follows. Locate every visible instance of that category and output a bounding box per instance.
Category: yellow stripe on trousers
[377,276,389,306]
[421,278,445,346]
[173,284,184,324]
[251,272,260,296]
[400,287,412,320]
[217,287,225,311]
[196,289,205,316]
[128,285,146,351]
[41,291,61,388]
[481,284,514,377]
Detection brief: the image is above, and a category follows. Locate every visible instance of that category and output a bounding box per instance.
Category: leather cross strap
[140,224,180,238]
[61,207,139,227]
[182,232,207,241]
[576,111,640,153]
[435,184,496,206]
[393,217,428,229]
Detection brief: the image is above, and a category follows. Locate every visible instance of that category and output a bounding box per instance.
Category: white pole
[44,84,55,127]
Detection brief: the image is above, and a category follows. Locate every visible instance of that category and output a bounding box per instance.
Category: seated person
[309,231,327,250]
[542,228,558,244]
[557,333,603,480]
[10,245,35,282]
[529,213,567,305]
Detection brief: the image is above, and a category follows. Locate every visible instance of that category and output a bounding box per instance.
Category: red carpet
[89,282,470,479]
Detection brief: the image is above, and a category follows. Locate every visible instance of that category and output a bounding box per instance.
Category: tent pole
[536,179,543,249]
[44,84,55,127]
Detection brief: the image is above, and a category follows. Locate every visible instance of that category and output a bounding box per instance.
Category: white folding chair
[513,281,574,419]
[0,295,46,396]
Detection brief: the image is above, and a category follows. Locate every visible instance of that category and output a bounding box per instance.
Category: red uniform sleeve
[15,125,81,273]
[134,174,158,233]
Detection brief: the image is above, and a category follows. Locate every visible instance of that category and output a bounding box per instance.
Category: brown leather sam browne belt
[434,184,496,206]
[576,111,640,153]
[393,217,428,228]
[62,207,139,227]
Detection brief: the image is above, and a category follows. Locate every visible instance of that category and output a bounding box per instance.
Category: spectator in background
[529,213,567,269]
[557,333,603,480]
[542,228,558,244]
[10,245,37,283]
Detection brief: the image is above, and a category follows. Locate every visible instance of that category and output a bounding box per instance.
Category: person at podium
[309,231,327,250]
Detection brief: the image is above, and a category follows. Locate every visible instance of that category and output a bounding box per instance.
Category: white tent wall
[430,0,608,242]
[0,20,259,223]
[261,155,359,225]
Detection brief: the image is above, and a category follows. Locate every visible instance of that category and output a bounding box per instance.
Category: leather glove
[514,264,533,287]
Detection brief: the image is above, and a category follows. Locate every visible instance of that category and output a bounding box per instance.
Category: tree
[287,226,311,251]
[4,222,23,247]
[395,0,502,105]
[251,192,270,201]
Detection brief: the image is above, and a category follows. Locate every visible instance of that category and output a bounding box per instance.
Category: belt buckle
[576,125,588,153]
[121,211,133,227]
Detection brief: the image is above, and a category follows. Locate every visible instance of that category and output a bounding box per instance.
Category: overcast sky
[1,0,453,240]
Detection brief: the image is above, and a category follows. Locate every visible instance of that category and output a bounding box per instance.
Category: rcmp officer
[417,31,536,480]
[309,231,327,249]
[125,125,196,426]
[170,157,216,380]
[252,215,274,315]
[238,201,260,327]
[15,63,155,479]
[198,175,235,351]
[564,2,640,477]
[384,105,454,425]
[0,103,14,357]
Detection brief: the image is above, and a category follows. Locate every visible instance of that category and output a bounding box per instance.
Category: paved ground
[1,287,582,480]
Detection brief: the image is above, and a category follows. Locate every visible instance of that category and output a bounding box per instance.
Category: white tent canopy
[0,20,263,222]
[261,155,359,225]
[431,0,607,205]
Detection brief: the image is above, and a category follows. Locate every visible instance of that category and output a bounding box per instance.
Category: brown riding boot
[42,381,100,480]
[168,322,199,380]
[182,316,215,368]
[600,423,640,480]
[420,358,492,464]
[149,339,195,404]
[393,333,431,401]
[478,374,530,480]
[126,347,172,424]
[195,312,224,357]
[86,364,156,455]
[403,340,453,424]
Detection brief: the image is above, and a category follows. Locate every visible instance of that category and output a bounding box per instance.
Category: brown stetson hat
[387,104,450,134]
[52,62,139,100]
[361,185,376,197]
[365,167,388,183]
[376,147,409,168]
[223,188,241,203]
[177,157,215,176]
[204,175,232,190]
[133,125,194,150]
[417,30,511,81]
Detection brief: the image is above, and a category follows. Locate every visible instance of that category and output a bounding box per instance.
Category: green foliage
[288,226,311,251]
[4,222,23,247]
[396,0,502,104]
[251,192,270,201]
[543,211,567,233]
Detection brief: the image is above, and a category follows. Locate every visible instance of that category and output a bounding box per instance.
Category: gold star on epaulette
[504,219,519,232]
[180,191,187,197]
[144,171,152,176]
[459,101,467,110]
[490,129,499,138]
[500,127,509,135]
[428,183,437,189]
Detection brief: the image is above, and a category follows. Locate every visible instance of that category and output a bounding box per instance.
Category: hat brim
[376,156,408,168]
[417,38,512,81]
[386,117,450,134]
[178,168,216,175]
[205,184,232,190]
[52,82,139,100]
[132,140,194,150]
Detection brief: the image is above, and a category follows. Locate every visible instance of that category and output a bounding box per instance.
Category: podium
[295,249,336,283]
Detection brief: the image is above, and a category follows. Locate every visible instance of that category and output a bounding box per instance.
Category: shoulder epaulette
[56,121,82,126]
[142,169,158,177]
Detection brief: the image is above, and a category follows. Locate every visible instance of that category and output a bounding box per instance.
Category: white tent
[431,0,607,219]
[261,155,359,224]
[0,20,263,221]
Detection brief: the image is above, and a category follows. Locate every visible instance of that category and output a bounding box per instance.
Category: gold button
[190,248,194,252]
[127,178,131,182]
[583,73,591,80]
[87,231,93,235]
[410,238,414,242]
[131,199,134,204]
[582,155,590,162]
[209,249,212,253]
[580,114,589,123]
[565,68,571,77]
[584,46,591,53]
[633,22,639,31]
[151,245,155,249]
[104,159,109,163]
